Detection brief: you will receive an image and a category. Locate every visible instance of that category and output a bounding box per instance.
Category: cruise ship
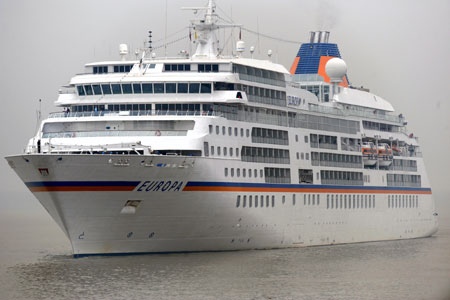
[6,0,438,257]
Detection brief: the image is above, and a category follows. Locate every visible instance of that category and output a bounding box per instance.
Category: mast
[182,0,240,59]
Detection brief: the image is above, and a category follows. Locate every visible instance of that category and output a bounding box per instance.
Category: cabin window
[77,86,85,96]
[132,83,142,94]
[154,83,164,93]
[142,83,153,93]
[84,85,93,95]
[101,84,111,95]
[111,84,121,94]
[201,83,212,93]
[92,85,102,95]
[178,83,188,93]
[122,84,132,94]
[165,83,176,93]
[189,83,200,93]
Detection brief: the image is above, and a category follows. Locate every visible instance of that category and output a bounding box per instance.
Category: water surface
[1,211,449,300]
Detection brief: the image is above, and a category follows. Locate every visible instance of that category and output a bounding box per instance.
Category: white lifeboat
[377,143,393,167]
[362,142,377,166]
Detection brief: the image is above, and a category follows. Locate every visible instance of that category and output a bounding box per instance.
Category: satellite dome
[325,58,347,83]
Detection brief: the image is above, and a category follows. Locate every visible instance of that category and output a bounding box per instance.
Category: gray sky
[0,0,449,217]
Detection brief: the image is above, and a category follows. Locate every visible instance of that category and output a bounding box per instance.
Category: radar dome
[325,58,347,83]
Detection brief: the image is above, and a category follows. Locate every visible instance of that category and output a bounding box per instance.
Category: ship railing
[311,160,362,169]
[321,179,364,186]
[48,110,223,118]
[309,104,404,124]
[392,166,418,172]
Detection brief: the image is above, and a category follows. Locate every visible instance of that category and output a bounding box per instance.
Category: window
[165,83,176,93]
[77,86,85,96]
[142,83,153,93]
[272,195,275,207]
[154,83,164,93]
[304,136,309,143]
[210,146,214,155]
[236,148,239,157]
[224,147,227,156]
[217,146,221,156]
[204,142,209,157]
[216,126,219,135]
[209,125,213,134]
[111,84,121,94]
[231,168,234,177]
[296,152,299,160]
[295,135,298,142]
[225,168,228,177]
[222,126,226,135]
[246,129,250,137]
[236,195,240,207]
[282,195,286,204]
[255,196,258,207]
[164,64,191,72]
[122,84,132,94]
[305,153,309,160]
[178,83,188,93]
[201,83,212,93]
[132,83,142,94]
[254,169,257,178]
[293,194,296,205]
[83,85,93,95]
[101,84,111,95]
[243,168,246,177]
[198,64,219,72]
[243,195,247,207]
[92,85,102,95]
[249,195,252,207]
[189,83,200,93]
[240,128,244,137]
[266,196,270,207]
[237,168,240,177]
[228,127,232,136]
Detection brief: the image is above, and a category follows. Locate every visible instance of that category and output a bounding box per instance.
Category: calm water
[1,210,449,300]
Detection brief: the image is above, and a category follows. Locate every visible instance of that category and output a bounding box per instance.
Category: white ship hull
[6,154,438,257]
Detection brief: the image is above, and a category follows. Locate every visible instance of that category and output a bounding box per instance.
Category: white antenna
[35,99,42,133]
[250,46,255,59]
[257,17,261,55]
[164,0,168,57]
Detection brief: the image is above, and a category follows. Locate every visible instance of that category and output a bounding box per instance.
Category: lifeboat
[377,143,393,167]
[362,142,377,166]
